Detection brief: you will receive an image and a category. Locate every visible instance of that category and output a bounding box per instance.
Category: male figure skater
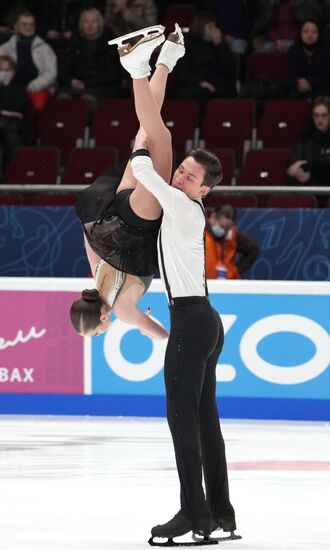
[109,24,240,547]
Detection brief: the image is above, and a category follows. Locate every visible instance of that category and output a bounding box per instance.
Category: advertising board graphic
[91,282,330,401]
[0,289,84,393]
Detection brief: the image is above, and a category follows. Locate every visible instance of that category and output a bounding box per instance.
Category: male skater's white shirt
[131,153,206,298]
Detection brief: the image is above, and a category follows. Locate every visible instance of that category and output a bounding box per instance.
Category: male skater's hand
[133,127,149,152]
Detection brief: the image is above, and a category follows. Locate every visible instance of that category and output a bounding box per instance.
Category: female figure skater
[70,23,185,339]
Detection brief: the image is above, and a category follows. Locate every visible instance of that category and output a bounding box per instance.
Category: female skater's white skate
[108,25,165,79]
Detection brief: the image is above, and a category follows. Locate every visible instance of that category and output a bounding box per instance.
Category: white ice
[0,416,329,550]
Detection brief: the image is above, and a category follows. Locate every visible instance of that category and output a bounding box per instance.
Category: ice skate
[108,24,165,48]
[108,25,165,79]
[156,23,185,73]
[148,510,218,547]
[208,516,242,542]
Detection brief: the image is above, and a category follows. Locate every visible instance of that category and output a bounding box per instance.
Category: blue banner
[0,206,329,280]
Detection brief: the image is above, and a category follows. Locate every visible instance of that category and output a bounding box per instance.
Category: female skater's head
[70,289,111,336]
[171,149,222,200]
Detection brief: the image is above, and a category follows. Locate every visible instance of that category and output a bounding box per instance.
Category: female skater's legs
[114,26,185,220]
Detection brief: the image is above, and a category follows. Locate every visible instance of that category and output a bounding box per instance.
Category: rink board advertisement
[0,288,84,394]
[0,278,329,420]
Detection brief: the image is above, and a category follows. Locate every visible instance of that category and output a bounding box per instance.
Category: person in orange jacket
[205,203,259,279]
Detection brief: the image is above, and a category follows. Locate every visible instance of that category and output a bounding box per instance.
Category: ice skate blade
[194,530,242,543]
[214,532,242,541]
[148,535,218,547]
[108,25,165,47]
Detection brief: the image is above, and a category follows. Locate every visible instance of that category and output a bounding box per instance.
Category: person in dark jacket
[286,19,330,99]
[287,96,330,186]
[58,7,122,112]
[205,204,259,279]
[0,54,28,165]
[174,11,236,115]
[250,0,323,52]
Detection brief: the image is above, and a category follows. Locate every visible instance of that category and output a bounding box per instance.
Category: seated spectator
[58,7,122,113]
[250,0,323,53]
[104,0,157,37]
[212,0,255,55]
[0,11,57,111]
[287,96,330,186]
[38,0,106,45]
[174,11,236,115]
[286,20,330,99]
[0,54,28,166]
[205,204,259,279]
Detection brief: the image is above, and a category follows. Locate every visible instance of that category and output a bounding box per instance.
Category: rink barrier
[0,278,329,420]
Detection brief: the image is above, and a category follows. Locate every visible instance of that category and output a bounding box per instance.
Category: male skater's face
[172,157,209,200]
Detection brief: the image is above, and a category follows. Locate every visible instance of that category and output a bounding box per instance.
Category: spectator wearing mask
[0,11,57,111]
[205,204,259,279]
[174,11,236,115]
[0,54,27,165]
[104,0,157,37]
[287,96,330,186]
[58,7,122,113]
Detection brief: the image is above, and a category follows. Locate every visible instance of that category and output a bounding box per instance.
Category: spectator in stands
[174,11,236,115]
[0,11,57,111]
[0,54,27,166]
[250,0,323,53]
[58,7,122,113]
[287,96,330,186]
[285,20,330,99]
[39,0,105,44]
[212,0,255,55]
[104,0,157,37]
[205,204,259,279]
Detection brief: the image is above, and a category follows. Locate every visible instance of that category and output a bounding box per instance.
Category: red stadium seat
[209,148,235,186]
[69,147,118,165]
[97,97,135,115]
[237,149,290,186]
[245,51,288,83]
[0,194,24,205]
[162,99,199,158]
[204,193,258,210]
[199,99,255,166]
[90,111,138,161]
[38,98,89,163]
[257,100,311,148]
[30,193,78,206]
[163,3,197,30]
[267,194,317,208]
[4,147,60,184]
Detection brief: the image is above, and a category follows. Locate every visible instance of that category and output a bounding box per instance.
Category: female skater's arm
[113,300,169,339]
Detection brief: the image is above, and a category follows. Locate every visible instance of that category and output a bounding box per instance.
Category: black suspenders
[158,200,209,305]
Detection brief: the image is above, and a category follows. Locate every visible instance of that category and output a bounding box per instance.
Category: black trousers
[164,296,234,522]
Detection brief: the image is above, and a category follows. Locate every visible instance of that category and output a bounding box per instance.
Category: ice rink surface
[0,415,329,550]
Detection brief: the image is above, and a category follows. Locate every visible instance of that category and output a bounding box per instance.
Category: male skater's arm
[130,148,191,219]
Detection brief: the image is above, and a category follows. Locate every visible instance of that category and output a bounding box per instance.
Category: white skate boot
[156,23,185,72]
[108,25,165,79]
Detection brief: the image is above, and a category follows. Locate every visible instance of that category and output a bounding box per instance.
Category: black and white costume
[130,150,235,531]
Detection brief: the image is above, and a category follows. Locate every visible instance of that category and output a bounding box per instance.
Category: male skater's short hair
[188,148,223,188]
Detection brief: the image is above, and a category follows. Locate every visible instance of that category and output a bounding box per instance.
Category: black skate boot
[211,515,242,541]
[148,510,217,547]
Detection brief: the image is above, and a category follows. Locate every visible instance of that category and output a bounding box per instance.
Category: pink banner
[0,291,84,394]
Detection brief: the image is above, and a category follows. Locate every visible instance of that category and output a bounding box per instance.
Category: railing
[0,184,329,194]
